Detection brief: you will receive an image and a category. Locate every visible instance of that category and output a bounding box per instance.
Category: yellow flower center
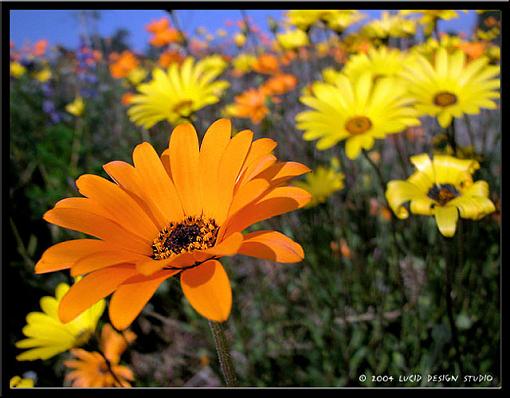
[427,184,460,206]
[345,116,372,135]
[172,99,194,116]
[151,216,219,260]
[433,91,458,107]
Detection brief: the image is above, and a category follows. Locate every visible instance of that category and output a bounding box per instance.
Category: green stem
[208,321,238,387]
[463,114,477,152]
[441,234,463,375]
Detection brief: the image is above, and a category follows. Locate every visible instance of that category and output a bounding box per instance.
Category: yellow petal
[434,205,459,237]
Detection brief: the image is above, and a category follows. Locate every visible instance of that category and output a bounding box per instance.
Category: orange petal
[199,119,232,218]
[54,197,112,219]
[180,260,232,322]
[238,230,304,263]
[257,161,311,185]
[205,232,243,256]
[169,123,202,216]
[35,239,110,274]
[132,142,184,224]
[71,251,145,276]
[214,130,253,224]
[228,178,270,217]
[236,154,277,188]
[109,270,178,330]
[160,148,172,178]
[103,160,163,228]
[44,208,151,255]
[59,265,138,323]
[223,187,311,235]
[76,174,159,241]
[239,138,277,178]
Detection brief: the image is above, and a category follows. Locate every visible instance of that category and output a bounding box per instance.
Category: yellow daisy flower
[200,54,228,75]
[65,96,85,117]
[276,29,309,50]
[10,376,35,388]
[342,47,408,80]
[128,57,229,129]
[10,61,26,78]
[16,282,105,361]
[323,10,365,33]
[400,48,500,128]
[126,66,148,86]
[234,33,247,47]
[400,10,460,35]
[287,10,332,31]
[294,157,345,207]
[232,53,256,75]
[296,72,420,159]
[361,11,417,39]
[386,154,496,237]
[33,67,52,83]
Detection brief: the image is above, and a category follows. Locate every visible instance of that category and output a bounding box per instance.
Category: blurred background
[8,9,500,387]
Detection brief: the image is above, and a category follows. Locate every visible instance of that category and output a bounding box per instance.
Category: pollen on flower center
[427,183,460,206]
[433,91,458,107]
[151,216,219,260]
[345,116,372,135]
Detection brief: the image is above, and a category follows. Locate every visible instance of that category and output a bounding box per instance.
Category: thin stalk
[441,234,464,375]
[166,10,190,54]
[445,119,458,155]
[463,114,477,152]
[208,321,238,387]
[70,117,84,173]
[240,10,259,55]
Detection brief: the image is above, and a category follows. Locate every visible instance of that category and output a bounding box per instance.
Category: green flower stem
[441,233,464,375]
[208,321,238,387]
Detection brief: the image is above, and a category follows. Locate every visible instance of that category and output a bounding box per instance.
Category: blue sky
[10,10,478,51]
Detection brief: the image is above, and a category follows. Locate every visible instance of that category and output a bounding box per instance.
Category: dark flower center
[172,99,194,115]
[152,216,219,260]
[345,116,372,135]
[427,184,460,206]
[433,91,458,107]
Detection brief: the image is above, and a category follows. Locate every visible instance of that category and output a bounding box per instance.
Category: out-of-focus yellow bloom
[323,10,365,33]
[386,154,495,237]
[234,33,247,47]
[296,72,420,159]
[128,57,229,128]
[400,10,459,35]
[10,376,35,388]
[126,67,147,86]
[487,45,500,64]
[361,11,416,39]
[200,54,228,75]
[33,67,52,83]
[16,282,105,361]
[401,48,500,128]
[276,29,309,50]
[476,27,500,41]
[232,53,256,75]
[294,158,345,207]
[65,96,85,117]
[322,68,343,85]
[287,10,332,31]
[410,34,462,60]
[10,61,26,78]
[343,46,407,80]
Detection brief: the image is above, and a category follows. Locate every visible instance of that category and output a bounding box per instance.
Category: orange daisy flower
[64,324,135,387]
[252,54,280,75]
[261,73,298,96]
[109,51,139,79]
[36,119,310,330]
[146,17,170,33]
[227,89,270,124]
[158,50,185,68]
[32,39,48,57]
[146,17,181,47]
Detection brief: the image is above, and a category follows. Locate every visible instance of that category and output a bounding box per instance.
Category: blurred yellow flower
[232,53,256,75]
[400,10,459,35]
[401,48,500,128]
[200,54,228,74]
[296,72,419,159]
[343,47,407,80]
[361,11,416,39]
[16,282,105,361]
[410,34,462,59]
[33,67,52,83]
[10,61,26,78]
[323,10,365,33]
[386,154,495,237]
[294,158,345,207]
[65,96,85,117]
[276,29,309,50]
[287,10,331,31]
[128,57,229,128]
[126,67,147,85]
[10,376,35,388]
[234,32,247,47]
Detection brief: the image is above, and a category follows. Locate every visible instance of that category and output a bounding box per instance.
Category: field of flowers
[8,9,501,388]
